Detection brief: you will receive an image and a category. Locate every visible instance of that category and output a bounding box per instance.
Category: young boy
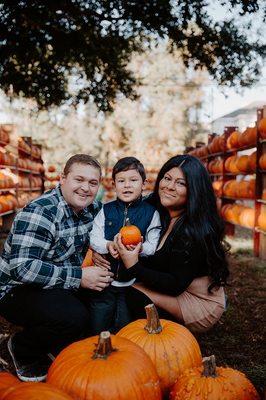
[89,157,161,334]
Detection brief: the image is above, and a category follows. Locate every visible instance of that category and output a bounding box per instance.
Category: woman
[113,154,229,332]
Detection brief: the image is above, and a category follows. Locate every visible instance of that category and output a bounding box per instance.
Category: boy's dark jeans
[0,286,93,363]
[87,285,131,335]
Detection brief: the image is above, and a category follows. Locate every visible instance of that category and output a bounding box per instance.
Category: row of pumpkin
[0,192,42,213]
[0,151,44,173]
[221,204,266,230]
[189,117,266,158]
[17,138,42,160]
[213,179,266,200]
[0,304,260,400]
[0,174,43,190]
[207,152,266,174]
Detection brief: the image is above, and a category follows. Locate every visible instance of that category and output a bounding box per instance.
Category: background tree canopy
[0,0,265,111]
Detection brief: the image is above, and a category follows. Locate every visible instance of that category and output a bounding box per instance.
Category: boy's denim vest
[103,197,156,281]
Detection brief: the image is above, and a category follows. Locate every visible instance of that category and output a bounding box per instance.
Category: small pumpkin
[48,165,56,173]
[82,248,93,267]
[117,304,202,395]
[170,355,260,400]
[120,219,142,245]
[47,331,162,400]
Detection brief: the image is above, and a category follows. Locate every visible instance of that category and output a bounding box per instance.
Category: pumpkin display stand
[187,105,266,259]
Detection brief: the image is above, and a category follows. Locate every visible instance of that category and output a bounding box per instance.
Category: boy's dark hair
[63,154,101,176]
[112,157,146,182]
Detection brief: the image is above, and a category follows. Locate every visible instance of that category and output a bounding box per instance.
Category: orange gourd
[0,372,19,391]
[212,180,223,197]
[120,223,141,245]
[117,304,202,395]
[226,130,240,149]
[48,165,56,173]
[248,151,257,172]
[238,127,257,147]
[236,155,250,173]
[258,210,266,231]
[258,117,266,139]
[239,207,255,228]
[170,355,259,400]
[82,248,94,267]
[259,154,266,170]
[47,331,162,400]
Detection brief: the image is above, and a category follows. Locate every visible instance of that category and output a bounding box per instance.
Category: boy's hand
[107,241,119,259]
[92,252,111,270]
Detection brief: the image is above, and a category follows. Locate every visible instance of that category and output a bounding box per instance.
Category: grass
[195,236,265,397]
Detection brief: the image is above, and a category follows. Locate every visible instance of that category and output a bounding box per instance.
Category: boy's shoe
[7,335,51,382]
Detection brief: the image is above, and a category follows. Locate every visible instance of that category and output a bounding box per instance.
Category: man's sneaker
[7,335,51,382]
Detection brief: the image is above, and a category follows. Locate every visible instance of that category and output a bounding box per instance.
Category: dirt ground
[0,235,265,397]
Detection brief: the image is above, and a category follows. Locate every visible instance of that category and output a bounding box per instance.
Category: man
[0,154,113,382]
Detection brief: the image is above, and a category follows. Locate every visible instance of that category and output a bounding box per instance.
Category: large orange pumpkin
[258,210,266,231]
[170,355,259,400]
[47,331,162,400]
[0,382,73,400]
[117,304,202,395]
[120,224,142,245]
[0,372,19,391]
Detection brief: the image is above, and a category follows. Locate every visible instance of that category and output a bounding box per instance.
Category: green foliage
[0,0,265,111]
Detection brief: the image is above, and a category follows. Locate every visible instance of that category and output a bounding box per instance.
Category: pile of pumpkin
[0,304,260,400]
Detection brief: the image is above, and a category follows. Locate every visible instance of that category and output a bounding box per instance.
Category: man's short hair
[63,154,101,176]
[112,157,146,182]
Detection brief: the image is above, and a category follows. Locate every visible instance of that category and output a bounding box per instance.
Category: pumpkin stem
[92,331,117,359]
[144,304,163,334]
[202,355,218,377]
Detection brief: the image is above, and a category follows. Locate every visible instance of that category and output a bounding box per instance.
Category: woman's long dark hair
[148,154,229,291]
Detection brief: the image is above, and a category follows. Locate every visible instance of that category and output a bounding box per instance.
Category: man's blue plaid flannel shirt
[0,185,101,301]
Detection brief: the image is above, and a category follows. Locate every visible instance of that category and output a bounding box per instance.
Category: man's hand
[92,251,111,270]
[81,267,113,291]
[107,241,119,259]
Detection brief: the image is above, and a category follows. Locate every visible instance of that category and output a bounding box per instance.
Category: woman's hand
[114,234,142,269]
[106,241,119,259]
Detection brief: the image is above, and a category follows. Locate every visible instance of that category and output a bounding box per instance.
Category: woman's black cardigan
[125,216,209,296]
